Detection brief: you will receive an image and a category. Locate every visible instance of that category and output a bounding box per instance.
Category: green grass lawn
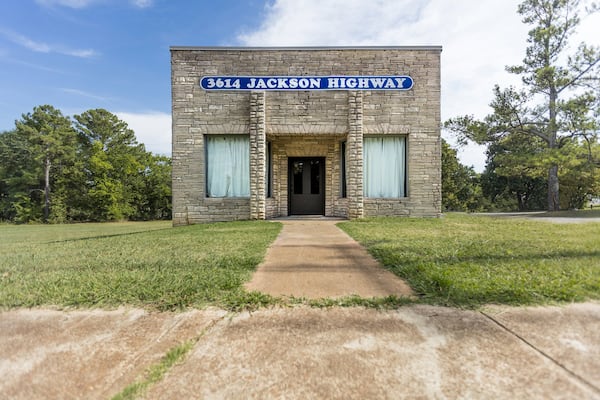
[0,221,281,310]
[2,215,599,311]
[339,214,600,308]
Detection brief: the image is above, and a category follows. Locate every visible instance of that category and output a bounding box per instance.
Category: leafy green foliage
[73,108,167,221]
[441,139,487,211]
[481,132,548,211]
[0,107,171,223]
[558,138,600,208]
[12,105,77,222]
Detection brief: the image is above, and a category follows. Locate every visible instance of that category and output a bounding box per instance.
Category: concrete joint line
[184,312,231,348]
[124,316,187,380]
[480,311,600,395]
[122,311,202,380]
[118,313,229,398]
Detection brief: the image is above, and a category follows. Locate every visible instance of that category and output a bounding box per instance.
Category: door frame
[288,157,325,215]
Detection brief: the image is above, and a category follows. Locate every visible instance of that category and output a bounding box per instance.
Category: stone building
[170,46,442,225]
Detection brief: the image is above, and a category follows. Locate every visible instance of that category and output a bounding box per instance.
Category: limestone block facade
[170,47,442,225]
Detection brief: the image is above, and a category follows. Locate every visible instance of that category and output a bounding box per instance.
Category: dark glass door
[288,157,325,215]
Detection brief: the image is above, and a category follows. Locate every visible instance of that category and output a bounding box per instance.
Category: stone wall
[171,47,442,225]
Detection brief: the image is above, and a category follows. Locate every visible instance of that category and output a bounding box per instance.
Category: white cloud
[35,0,101,8]
[238,0,533,171]
[63,48,97,58]
[60,88,112,102]
[116,112,171,156]
[239,0,600,172]
[131,0,153,8]
[1,29,51,52]
[36,0,154,8]
[0,28,98,58]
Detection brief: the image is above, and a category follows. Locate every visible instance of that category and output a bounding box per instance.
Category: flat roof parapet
[170,45,442,52]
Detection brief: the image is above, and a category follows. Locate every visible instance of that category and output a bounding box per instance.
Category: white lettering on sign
[246,77,322,90]
[204,78,242,89]
[200,76,414,91]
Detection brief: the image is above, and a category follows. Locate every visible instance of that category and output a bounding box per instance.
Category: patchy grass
[0,221,281,311]
[0,221,173,245]
[302,295,416,309]
[111,339,196,400]
[339,214,600,308]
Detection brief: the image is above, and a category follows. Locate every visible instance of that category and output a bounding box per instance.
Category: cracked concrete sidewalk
[1,302,599,399]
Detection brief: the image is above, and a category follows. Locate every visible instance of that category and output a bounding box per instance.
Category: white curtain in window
[206,135,250,197]
[363,136,406,198]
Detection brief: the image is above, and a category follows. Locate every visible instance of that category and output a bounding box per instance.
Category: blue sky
[1,1,264,138]
[1,0,598,171]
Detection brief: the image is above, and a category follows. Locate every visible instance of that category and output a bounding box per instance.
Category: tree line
[2,1,598,221]
[0,106,171,223]
[442,137,599,212]
[444,0,599,212]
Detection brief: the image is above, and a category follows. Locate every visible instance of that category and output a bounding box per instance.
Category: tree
[73,108,172,221]
[74,109,146,221]
[1,106,172,223]
[557,136,600,208]
[446,0,600,211]
[135,154,172,220]
[0,130,41,221]
[480,133,548,211]
[441,139,486,211]
[14,105,77,222]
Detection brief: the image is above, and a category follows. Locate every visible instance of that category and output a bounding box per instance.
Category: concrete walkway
[1,303,599,399]
[245,219,414,299]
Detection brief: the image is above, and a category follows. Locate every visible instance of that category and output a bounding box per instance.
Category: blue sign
[200,76,413,91]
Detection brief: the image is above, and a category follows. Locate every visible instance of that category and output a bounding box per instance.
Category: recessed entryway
[288,157,325,215]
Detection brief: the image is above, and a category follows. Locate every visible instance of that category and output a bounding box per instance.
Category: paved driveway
[473,212,600,224]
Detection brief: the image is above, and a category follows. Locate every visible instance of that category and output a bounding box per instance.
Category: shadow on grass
[531,210,600,219]
[45,227,173,244]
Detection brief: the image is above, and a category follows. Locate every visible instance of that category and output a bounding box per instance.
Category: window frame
[205,134,250,198]
[340,140,347,198]
[363,135,407,199]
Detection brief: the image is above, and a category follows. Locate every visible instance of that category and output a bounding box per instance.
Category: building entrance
[288,157,325,215]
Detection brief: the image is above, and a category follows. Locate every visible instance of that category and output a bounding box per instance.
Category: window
[266,141,272,198]
[206,135,249,197]
[340,141,347,198]
[310,160,321,194]
[363,136,406,198]
[292,161,303,194]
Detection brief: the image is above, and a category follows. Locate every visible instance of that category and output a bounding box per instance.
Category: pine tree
[446,0,600,211]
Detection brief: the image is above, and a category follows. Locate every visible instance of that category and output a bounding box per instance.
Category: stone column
[249,91,266,219]
[347,91,364,219]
